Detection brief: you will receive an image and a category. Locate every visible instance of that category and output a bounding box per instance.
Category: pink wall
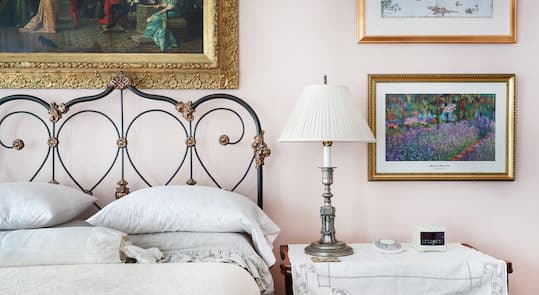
[1,1,538,294]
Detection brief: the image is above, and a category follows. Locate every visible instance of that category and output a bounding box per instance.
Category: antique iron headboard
[0,72,271,208]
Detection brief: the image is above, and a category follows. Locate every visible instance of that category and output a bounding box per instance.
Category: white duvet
[0,227,164,267]
[0,263,260,295]
[0,228,274,294]
[129,231,275,294]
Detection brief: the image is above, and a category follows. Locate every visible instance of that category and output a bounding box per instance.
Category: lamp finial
[323,75,328,85]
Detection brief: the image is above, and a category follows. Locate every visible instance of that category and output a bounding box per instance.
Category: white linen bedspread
[0,263,259,295]
[290,243,507,295]
[129,231,274,294]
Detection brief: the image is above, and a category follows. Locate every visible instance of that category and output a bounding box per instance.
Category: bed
[0,72,276,294]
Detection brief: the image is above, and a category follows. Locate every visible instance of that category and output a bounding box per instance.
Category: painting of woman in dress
[0,0,203,53]
[18,0,58,33]
[142,0,178,51]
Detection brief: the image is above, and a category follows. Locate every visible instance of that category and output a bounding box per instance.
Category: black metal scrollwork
[0,111,52,181]
[124,109,189,187]
[56,110,121,194]
[0,72,269,208]
[192,107,249,190]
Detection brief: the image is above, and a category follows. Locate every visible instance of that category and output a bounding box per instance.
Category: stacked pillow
[0,182,96,230]
[0,182,280,267]
[0,182,162,266]
[87,185,280,266]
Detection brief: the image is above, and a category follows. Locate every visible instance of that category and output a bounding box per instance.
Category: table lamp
[279,77,375,257]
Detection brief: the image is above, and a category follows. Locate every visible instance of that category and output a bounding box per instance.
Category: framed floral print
[0,0,238,89]
[357,0,517,43]
[368,74,515,181]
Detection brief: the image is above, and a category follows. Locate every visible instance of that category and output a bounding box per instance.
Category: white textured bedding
[0,263,260,295]
[2,209,276,293]
[87,185,280,267]
[0,227,274,294]
[129,231,275,294]
[0,227,131,267]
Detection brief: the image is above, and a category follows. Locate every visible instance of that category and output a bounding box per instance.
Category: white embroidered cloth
[289,243,507,295]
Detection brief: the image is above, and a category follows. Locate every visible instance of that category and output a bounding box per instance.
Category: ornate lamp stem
[305,142,354,257]
[319,167,337,243]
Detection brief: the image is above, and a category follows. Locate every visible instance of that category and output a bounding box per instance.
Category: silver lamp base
[304,151,355,258]
[305,241,354,257]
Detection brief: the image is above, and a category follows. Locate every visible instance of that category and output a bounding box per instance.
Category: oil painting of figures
[385,93,496,162]
[381,0,493,18]
[0,0,203,53]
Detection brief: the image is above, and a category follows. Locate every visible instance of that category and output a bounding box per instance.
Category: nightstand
[279,245,294,295]
[279,244,513,295]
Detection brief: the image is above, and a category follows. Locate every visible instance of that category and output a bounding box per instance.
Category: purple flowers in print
[386,118,495,161]
[474,116,492,138]
[385,93,496,162]
[459,133,496,161]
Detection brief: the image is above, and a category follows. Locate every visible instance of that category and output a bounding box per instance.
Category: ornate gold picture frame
[358,0,517,43]
[0,0,238,89]
[368,74,515,181]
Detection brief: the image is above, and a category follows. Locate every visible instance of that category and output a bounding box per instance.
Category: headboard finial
[108,72,133,90]
[219,135,230,146]
[176,101,195,121]
[116,138,128,148]
[115,179,130,199]
[47,137,59,148]
[49,102,68,123]
[12,139,25,150]
[252,131,271,167]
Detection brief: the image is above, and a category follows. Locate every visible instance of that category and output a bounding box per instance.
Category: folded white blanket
[0,227,163,266]
[129,231,274,294]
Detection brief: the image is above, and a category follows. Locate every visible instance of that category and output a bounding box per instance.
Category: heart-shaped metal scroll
[125,109,189,187]
[55,110,121,192]
[192,107,256,191]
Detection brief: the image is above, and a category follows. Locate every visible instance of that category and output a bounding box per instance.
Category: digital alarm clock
[413,225,447,252]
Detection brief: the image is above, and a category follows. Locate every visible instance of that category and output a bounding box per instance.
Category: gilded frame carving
[0,0,238,89]
[368,74,515,181]
[357,0,517,44]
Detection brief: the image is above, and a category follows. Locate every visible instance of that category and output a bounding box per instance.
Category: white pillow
[0,227,163,267]
[0,182,97,230]
[87,185,280,266]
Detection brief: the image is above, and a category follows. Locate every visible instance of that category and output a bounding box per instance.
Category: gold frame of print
[357,0,517,43]
[368,74,515,181]
[0,0,238,89]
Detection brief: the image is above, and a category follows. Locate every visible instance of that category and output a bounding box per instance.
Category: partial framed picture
[357,0,517,43]
[368,74,515,181]
[0,0,238,89]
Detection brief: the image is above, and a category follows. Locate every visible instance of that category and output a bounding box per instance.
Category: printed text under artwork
[385,93,496,161]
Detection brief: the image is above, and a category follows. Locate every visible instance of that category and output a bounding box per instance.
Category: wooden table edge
[280,245,291,274]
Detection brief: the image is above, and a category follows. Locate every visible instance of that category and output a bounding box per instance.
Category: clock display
[420,232,445,246]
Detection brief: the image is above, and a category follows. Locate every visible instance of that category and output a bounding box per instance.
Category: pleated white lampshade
[279,84,375,142]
